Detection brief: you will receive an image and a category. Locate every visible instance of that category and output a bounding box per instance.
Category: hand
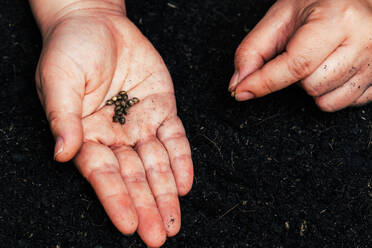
[35,4,193,247]
[229,0,372,112]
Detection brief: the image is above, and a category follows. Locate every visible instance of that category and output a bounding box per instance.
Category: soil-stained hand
[35,5,193,247]
[229,0,372,112]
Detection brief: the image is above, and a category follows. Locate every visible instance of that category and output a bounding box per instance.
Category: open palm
[36,9,193,247]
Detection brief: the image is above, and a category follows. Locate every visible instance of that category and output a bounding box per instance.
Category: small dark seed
[106,100,114,105]
[116,95,122,100]
[113,116,119,122]
[119,117,126,124]
[119,90,127,96]
[115,105,122,111]
[132,97,140,104]
[123,108,129,115]
[114,101,121,106]
[116,111,123,116]
[112,96,118,101]
[127,99,135,106]
[122,94,128,101]
[120,101,127,107]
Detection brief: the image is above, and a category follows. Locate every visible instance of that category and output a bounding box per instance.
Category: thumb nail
[228,71,239,92]
[54,136,64,160]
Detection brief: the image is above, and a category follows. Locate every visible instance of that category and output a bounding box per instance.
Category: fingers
[229,0,298,91]
[113,146,166,247]
[136,137,181,237]
[74,141,138,235]
[301,45,359,96]
[315,70,371,112]
[353,86,372,106]
[234,19,346,100]
[157,116,193,196]
[36,61,85,162]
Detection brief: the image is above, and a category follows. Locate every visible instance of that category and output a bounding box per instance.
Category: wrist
[29,0,126,37]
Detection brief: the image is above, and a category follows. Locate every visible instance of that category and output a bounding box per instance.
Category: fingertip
[53,132,83,162]
[117,213,139,235]
[138,217,167,247]
[102,196,139,235]
[177,182,192,197]
[228,71,240,92]
[235,91,255,102]
[164,214,181,237]
[116,212,139,236]
[137,208,167,247]
[314,96,336,112]
[234,50,264,87]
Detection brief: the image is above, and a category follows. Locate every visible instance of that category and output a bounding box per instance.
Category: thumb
[229,1,299,92]
[36,61,84,162]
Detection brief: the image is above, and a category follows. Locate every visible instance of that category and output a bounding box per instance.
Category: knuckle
[287,55,313,80]
[235,45,251,66]
[301,81,323,97]
[261,77,275,94]
[339,3,360,23]
[303,3,327,21]
[87,166,119,182]
[122,171,147,184]
[272,1,295,20]
[315,97,336,112]
[47,110,61,130]
[149,162,171,174]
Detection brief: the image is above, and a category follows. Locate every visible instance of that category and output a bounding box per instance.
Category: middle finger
[113,145,167,247]
[136,136,181,237]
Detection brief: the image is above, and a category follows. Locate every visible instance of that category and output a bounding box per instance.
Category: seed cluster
[106,90,140,125]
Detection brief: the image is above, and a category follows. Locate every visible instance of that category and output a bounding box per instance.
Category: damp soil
[1,0,372,247]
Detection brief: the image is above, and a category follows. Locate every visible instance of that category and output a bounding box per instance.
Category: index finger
[234,20,346,100]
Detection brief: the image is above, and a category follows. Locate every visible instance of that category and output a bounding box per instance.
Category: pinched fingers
[157,116,193,196]
[234,20,345,101]
[74,141,138,235]
[113,146,166,247]
[136,137,181,238]
[229,0,298,92]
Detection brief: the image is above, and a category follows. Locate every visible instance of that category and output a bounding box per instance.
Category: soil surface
[1,0,372,247]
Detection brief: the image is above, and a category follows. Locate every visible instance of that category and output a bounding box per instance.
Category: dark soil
[1,0,372,247]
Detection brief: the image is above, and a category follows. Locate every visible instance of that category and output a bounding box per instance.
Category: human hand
[33,2,193,247]
[229,0,372,112]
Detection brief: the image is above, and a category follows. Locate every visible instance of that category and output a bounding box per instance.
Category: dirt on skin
[1,0,372,247]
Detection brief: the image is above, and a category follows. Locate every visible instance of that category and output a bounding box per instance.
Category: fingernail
[228,71,239,92]
[54,136,64,160]
[235,91,255,101]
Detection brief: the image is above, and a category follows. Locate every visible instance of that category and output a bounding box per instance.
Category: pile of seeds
[106,90,139,125]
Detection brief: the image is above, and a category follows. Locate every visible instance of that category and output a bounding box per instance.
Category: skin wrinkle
[171,154,191,165]
[146,163,173,174]
[121,172,148,184]
[154,192,179,201]
[160,132,187,144]
[42,1,125,36]
[86,165,121,180]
